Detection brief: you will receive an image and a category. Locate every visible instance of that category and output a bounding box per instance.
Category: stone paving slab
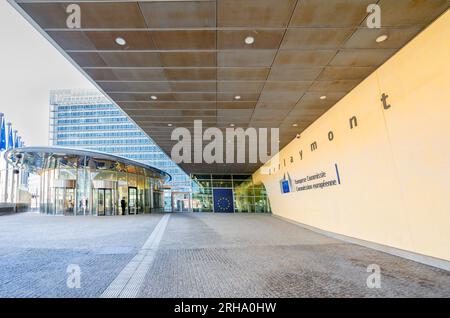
[0,212,449,298]
[139,213,450,298]
[0,212,163,297]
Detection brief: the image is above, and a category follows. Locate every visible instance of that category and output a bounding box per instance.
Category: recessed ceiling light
[230,123,235,127]
[115,37,126,46]
[234,95,241,100]
[150,95,158,100]
[292,123,298,127]
[244,36,255,45]
[320,95,327,100]
[376,34,388,43]
[168,124,172,127]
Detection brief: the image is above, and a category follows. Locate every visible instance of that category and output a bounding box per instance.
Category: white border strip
[101,214,170,298]
[273,214,450,272]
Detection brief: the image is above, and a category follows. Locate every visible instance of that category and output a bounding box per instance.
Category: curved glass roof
[4,146,171,182]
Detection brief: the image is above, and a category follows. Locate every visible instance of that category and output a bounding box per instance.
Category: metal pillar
[3,162,9,202]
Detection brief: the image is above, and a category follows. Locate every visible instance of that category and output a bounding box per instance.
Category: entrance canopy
[5,146,171,182]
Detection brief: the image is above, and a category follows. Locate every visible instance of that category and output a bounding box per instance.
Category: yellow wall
[254,11,450,261]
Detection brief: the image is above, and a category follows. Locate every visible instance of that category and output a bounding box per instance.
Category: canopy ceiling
[10,0,449,173]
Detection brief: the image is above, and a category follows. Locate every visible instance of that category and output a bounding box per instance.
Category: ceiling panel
[218,50,277,67]
[273,50,337,68]
[217,0,297,27]
[290,0,375,27]
[317,66,375,81]
[85,68,166,81]
[268,67,323,81]
[13,0,449,173]
[373,0,450,27]
[281,28,355,49]
[309,80,360,92]
[218,30,284,50]
[329,49,397,66]
[19,2,147,29]
[139,1,216,28]
[164,68,217,81]
[151,30,216,50]
[217,68,269,80]
[343,27,422,49]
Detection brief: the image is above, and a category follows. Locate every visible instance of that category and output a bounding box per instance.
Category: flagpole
[11,130,18,205]
[3,155,9,203]
[0,113,3,202]
[4,122,12,203]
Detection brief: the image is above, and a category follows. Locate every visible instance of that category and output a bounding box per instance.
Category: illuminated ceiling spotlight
[320,95,327,100]
[230,123,235,127]
[376,34,388,43]
[115,37,126,46]
[167,123,172,127]
[150,95,158,100]
[234,95,241,100]
[244,36,255,45]
[292,123,298,127]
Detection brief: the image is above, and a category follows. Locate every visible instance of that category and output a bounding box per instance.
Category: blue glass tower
[49,89,191,210]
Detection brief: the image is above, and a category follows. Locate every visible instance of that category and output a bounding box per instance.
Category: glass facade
[47,90,271,214]
[6,148,169,216]
[191,174,271,213]
[49,89,191,211]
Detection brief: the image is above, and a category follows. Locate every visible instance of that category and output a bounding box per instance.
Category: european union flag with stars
[213,189,234,213]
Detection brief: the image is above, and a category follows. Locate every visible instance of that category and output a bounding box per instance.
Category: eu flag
[13,130,18,148]
[0,115,5,151]
[7,123,13,150]
[281,180,290,193]
[213,188,234,213]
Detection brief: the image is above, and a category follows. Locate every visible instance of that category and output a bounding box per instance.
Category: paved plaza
[0,212,448,298]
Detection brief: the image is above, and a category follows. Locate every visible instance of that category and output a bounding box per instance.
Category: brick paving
[0,212,448,298]
[138,213,450,298]
[0,212,163,297]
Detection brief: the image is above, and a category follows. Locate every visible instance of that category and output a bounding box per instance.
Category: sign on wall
[280,164,341,194]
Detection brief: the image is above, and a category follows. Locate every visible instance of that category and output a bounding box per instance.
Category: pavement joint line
[100,214,170,298]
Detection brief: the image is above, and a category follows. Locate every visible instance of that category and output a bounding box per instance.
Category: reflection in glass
[191,174,271,213]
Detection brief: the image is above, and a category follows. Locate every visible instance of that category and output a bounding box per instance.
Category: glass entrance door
[98,189,105,216]
[128,187,137,215]
[104,189,112,216]
[172,192,191,212]
[65,189,75,215]
[54,187,75,215]
[93,188,114,216]
[55,188,64,215]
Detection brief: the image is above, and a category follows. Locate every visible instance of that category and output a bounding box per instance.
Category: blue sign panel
[213,188,234,213]
[281,180,290,193]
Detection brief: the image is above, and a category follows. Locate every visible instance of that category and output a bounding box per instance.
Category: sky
[0,1,96,146]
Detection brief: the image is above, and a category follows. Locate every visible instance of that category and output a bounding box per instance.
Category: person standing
[120,197,127,215]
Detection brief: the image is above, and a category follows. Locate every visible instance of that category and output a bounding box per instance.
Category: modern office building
[49,89,271,213]
[49,89,191,211]
[7,0,450,269]
[5,147,169,215]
